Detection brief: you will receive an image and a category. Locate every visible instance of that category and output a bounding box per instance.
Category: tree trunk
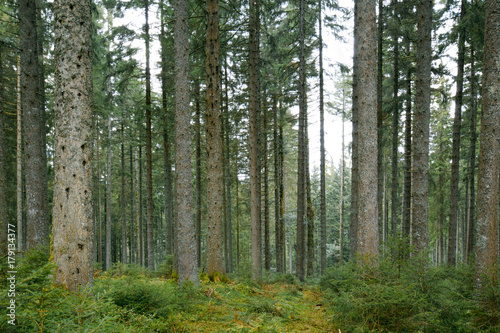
[249,0,262,280]
[21,0,48,250]
[376,0,384,248]
[353,0,379,262]
[224,62,233,273]
[411,0,432,255]
[96,118,102,264]
[0,44,7,256]
[130,145,134,263]
[319,2,327,274]
[390,0,399,241]
[296,0,307,281]
[474,0,499,299]
[135,148,141,265]
[447,0,466,267]
[105,117,112,271]
[160,1,174,260]
[466,48,477,264]
[273,95,283,273]
[206,0,225,276]
[195,81,202,267]
[53,0,94,291]
[263,99,271,272]
[121,121,127,263]
[16,57,24,254]
[339,98,345,265]
[144,0,154,271]
[174,0,199,284]
[401,61,412,248]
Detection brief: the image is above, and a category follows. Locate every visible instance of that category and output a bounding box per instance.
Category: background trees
[0,0,497,296]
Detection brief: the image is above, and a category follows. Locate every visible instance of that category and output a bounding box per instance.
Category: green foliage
[321,257,499,333]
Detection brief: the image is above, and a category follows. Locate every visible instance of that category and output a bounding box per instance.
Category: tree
[206,0,225,276]
[319,0,327,275]
[52,0,94,291]
[353,0,379,262]
[390,0,400,241]
[447,0,466,267]
[411,0,432,255]
[474,0,499,300]
[0,43,7,256]
[174,0,199,285]
[249,0,262,280]
[144,0,154,271]
[20,0,48,250]
[296,0,307,281]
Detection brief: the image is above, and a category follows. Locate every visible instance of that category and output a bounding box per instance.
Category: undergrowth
[320,248,500,333]
[1,250,331,332]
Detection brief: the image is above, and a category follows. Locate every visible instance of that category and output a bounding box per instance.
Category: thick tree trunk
[129,145,134,263]
[206,0,225,276]
[353,0,379,262]
[411,0,432,255]
[447,0,466,266]
[474,0,499,299]
[21,0,48,250]
[249,0,262,280]
[174,0,199,284]
[53,0,94,291]
[135,148,141,265]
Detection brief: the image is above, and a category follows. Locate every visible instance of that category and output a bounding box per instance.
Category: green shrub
[320,259,489,332]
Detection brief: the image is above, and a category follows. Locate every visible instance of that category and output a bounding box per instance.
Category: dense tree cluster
[0,0,498,313]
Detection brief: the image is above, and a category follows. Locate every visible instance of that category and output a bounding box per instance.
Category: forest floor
[164,277,335,332]
[93,268,336,332]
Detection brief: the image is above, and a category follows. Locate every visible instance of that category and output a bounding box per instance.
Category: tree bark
[121,120,127,263]
[474,0,499,299]
[174,0,199,284]
[353,0,379,263]
[263,99,271,272]
[377,0,384,248]
[273,95,283,273]
[0,44,7,256]
[20,0,48,250]
[224,62,233,273]
[447,0,466,267]
[411,0,432,255]
[249,0,262,280]
[401,41,412,248]
[319,2,327,274]
[206,0,225,276]
[105,117,112,271]
[195,81,202,267]
[53,0,94,291]
[390,0,399,242]
[296,0,307,281]
[466,47,477,264]
[144,0,154,271]
[16,57,24,254]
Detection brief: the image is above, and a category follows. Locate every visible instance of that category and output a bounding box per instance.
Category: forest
[0,0,499,331]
